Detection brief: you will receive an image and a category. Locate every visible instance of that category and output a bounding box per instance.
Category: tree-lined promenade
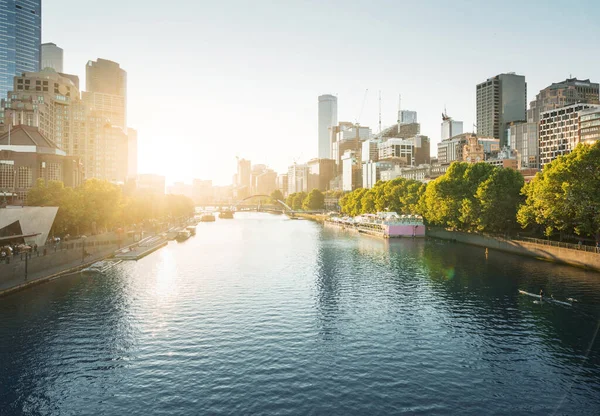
[26,178,195,237]
[339,142,600,243]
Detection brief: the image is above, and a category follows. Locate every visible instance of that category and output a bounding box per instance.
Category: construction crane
[355,89,368,126]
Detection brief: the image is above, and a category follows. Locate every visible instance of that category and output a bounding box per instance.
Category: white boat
[82,260,122,274]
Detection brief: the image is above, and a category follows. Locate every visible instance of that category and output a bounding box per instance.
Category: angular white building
[0,206,58,247]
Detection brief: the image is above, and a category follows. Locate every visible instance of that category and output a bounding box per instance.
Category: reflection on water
[1,213,599,415]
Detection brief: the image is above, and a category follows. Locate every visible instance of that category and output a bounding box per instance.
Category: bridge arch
[236,194,293,211]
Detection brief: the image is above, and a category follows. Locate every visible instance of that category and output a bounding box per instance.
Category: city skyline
[42,0,600,185]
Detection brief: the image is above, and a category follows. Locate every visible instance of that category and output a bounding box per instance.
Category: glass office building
[0,0,41,103]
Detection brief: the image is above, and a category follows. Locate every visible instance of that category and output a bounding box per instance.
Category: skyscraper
[86,58,127,97]
[83,59,128,129]
[476,73,526,147]
[441,112,463,141]
[318,94,337,159]
[41,42,63,72]
[0,0,42,101]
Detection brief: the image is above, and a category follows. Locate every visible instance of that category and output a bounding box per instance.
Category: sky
[43,0,600,185]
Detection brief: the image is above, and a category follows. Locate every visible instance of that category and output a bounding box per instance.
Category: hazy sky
[43,0,600,185]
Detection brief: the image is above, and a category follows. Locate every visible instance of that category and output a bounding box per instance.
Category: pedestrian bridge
[197,195,296,215]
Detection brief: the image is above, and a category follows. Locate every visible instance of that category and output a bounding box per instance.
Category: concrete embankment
[427,228,600,273]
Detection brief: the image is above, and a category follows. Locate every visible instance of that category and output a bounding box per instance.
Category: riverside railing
[1,236,131,265]
[515,236,600,253]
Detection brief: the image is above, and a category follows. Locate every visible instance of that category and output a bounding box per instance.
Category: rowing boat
[518,290,572,306]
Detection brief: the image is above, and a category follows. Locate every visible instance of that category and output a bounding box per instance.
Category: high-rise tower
[476,72,526,147]
[0,0,42,101]
[83,59,127,129]
[318,94,337,159]
[41,42,64,72]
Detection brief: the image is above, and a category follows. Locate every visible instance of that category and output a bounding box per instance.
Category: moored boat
[325,212,426,238]
[82,260,122,274]
[219,210,234,219]
[200,213,216,222]
[176,230,191,242]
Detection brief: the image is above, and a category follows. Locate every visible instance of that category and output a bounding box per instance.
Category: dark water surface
[1,213,600,415]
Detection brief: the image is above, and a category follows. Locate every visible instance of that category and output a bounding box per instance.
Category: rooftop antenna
[378,90,382,134]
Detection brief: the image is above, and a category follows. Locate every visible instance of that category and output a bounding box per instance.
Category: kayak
[518,290,572,307]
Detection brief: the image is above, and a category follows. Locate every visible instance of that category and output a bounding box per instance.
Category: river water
[1,213,600,415]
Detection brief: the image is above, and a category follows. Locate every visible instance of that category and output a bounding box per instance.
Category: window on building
[17,166,32,188]
[0,161,15,189]
[47,163,62,182]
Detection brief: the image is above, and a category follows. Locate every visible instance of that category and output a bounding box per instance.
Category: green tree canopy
[270,189,284,204]
[302,189,325,211]
[26,179,195,236]
[518,141,600,239]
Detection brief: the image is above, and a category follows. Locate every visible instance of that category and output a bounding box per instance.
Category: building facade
[85,59,127,130]
[318,94,337,159]
[363,161,394,189]
[276,174,288,197]
[341,150,361,192]
[41,43,64,73]
[361,139,379,164]
[476,72,526,146]
[580,107,600,144]
[531,78,599,123]
[287,163,309,195]
[307,158,335,192]
[437,133,499,165]
[399,110,417,125]
[0,125,84,204]
[462,135,484,163]
[0,0,41,102]
[1,69,82,153]
[378,138,413,165]
[539,103,600,167]
[508,121,538,169]
[441,113,463,141]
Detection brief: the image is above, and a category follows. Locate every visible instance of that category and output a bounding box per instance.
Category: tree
[473,168,524,233]
[518,141,600,239]
[302,189,325,211]
[285,193,296,210]
[291,192,307,210]
[420,162,495,230]
[270,189,284,205]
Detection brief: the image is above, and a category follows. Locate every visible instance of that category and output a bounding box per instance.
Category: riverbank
[294,213,327,222]
[427,227,600,273]
[0,233,169,298]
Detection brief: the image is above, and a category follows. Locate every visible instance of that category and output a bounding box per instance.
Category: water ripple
[1,213,600,415]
